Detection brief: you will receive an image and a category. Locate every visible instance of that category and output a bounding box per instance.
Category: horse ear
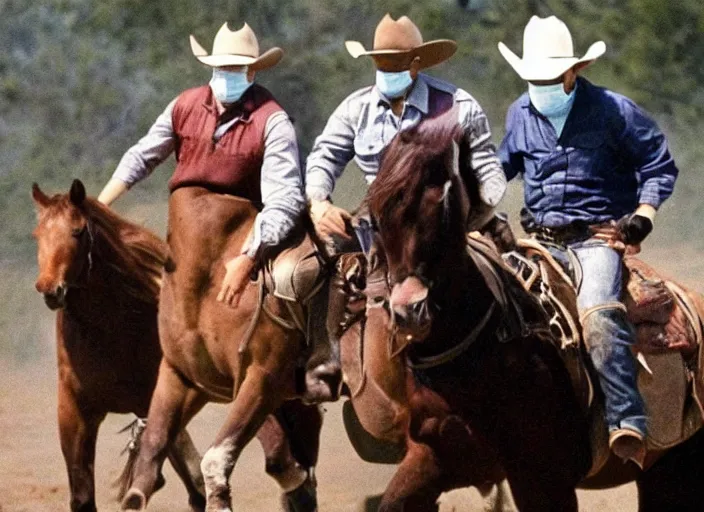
[69,179,86,206]
[31,182,50,208]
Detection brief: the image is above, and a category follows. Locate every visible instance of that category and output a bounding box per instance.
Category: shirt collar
[201,85,259,124]
[374,74,430,115]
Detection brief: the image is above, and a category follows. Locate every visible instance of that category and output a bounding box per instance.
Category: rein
[407,301,497,369]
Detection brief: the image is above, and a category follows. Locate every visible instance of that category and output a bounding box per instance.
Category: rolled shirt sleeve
[457,93,507,208]
[619,99,679,208]
[246,112,306,258]
[305,96,357,202]
[112,99,178,186]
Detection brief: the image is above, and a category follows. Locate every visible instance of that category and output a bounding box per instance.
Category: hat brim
[190,35,283,71]
[498,40,605,81]
[345,39,457,69]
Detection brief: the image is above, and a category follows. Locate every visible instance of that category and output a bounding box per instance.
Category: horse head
[32,179,93,309]
[367,110,476,343]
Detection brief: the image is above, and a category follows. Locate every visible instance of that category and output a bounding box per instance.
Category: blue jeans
[552,240,646,436]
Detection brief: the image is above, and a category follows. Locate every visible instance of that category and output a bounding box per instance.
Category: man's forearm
[98,178,129,206]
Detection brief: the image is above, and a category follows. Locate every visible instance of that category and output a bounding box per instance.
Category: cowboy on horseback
[97,23,336,402]
[306,14,510,250]
[498,16,679,466]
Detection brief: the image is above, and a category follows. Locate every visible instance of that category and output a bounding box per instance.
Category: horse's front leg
[122,360,208,510]
[379,440,443,512]
[57,380,105,512]
[257,401,323,512]
[168,428,206,512]
[201,364,282,512]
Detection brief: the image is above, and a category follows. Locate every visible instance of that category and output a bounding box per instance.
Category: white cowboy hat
[345,14,457,70]
[189,22,283,70]
[498,16,606,81]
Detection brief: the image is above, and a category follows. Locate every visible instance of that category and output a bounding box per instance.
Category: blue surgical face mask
[209,68,252,104]
[528,82,575,117]
[375,70,414,99]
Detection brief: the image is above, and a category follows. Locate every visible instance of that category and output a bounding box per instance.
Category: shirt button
[555,145,563,151]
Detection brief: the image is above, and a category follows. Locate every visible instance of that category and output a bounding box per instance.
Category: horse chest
[57,312,160,410]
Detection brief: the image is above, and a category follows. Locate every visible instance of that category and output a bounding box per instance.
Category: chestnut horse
[364,113,704,511]
[120,187,323,512]
[32,180,320,512]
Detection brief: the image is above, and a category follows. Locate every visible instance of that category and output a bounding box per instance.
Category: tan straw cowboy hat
[345,14,457,69]
[498,16,605,81]
[189,22,283,70]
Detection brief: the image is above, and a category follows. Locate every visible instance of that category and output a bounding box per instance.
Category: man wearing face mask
[98,22,305,311]
[305,14,510,253]
[498,16,679,467]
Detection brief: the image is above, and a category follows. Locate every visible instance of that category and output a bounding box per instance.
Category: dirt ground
[4,246,702,512]
[0,360,636,512]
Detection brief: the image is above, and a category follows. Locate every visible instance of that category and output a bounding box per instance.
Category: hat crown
[211,22,259,58]
[522,16,574,59]
[373,14,423,51]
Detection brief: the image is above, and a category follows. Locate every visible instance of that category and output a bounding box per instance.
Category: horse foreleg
[201,365,279,512]
[122,360,207,511]
[378,440,443,512]
[57,382,105,512]
[258,401,323,512]
[167,428,206,512]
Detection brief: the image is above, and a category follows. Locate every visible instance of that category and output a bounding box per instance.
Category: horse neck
[65,228,156,327]
[426,246,496,349]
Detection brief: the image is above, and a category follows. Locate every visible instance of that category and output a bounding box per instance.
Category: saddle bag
[623,257,674,325]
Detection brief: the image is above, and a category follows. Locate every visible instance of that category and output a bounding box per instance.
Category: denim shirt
[499,78,678,228]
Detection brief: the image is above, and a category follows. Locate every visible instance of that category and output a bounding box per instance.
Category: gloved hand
[618,214,653,246]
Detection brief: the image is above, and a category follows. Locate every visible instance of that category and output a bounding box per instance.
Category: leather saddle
[504,237,704,474]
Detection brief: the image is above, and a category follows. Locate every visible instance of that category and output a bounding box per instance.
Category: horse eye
[71,227,84,238]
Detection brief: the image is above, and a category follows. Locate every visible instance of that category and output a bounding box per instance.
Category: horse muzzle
[37,282,68,310]
[390,277,432,340]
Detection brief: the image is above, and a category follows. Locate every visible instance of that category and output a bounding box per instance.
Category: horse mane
[79,197,167,306]
[367,109,478,225]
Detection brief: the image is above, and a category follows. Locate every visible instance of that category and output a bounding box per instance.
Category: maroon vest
[168,84,284,202]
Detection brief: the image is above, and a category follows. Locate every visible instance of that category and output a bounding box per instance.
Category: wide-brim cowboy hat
[345,14,457,70]
[498,15,605,81]
[190,22,283,71]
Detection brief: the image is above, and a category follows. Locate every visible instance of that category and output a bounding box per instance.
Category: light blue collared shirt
[305,73,506,208]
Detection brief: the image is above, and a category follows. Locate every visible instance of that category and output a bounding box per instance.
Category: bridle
[70,218,95,289]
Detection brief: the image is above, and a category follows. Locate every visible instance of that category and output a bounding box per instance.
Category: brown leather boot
[609,428,646,469]
[301,276,343,404]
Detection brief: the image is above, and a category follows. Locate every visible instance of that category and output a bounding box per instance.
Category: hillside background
[2,0,703,361]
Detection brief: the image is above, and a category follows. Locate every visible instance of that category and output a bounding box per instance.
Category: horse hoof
[281,474,318,512]
[121,489,147,510]
[188,492,206,512]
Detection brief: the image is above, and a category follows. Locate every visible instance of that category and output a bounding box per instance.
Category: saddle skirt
[505,238,704,475]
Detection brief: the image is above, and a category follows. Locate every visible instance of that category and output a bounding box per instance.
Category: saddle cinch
[503,237,704,474]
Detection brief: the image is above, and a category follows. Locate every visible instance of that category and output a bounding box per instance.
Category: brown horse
[333,252,507,511]
[119,186,323,512]
[32,180,320,512]
[364,113,704,511]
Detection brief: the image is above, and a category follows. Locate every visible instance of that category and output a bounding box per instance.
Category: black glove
[618,214,653,245]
